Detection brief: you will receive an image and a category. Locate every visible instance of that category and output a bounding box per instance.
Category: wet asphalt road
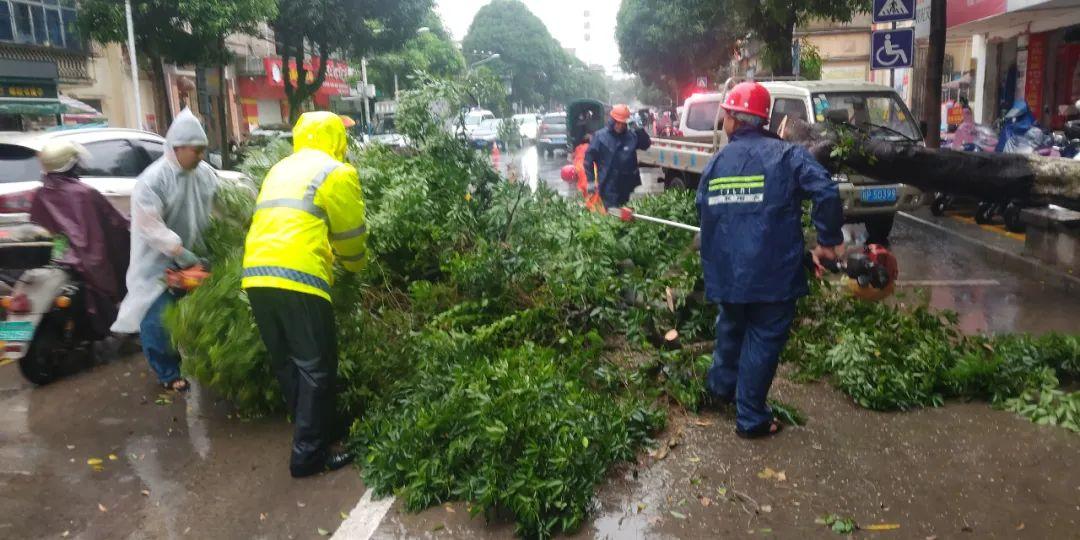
[1,144,1078,539]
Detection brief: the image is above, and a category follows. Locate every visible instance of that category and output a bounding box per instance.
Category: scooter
[0,224,97,385]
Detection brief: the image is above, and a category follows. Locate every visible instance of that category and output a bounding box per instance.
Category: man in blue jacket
[697,82,845,438]
[585,104,652,208]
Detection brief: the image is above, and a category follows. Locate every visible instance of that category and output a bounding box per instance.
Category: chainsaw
[165,259,212,296]
[616,207,898,300]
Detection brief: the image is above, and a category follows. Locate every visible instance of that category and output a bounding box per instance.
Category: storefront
[0,58,61,130]
[237,56,352,131]
[919,0,1080,127]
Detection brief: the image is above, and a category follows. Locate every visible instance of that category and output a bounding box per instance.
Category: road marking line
[332,489,395,540]
[898,279,1001,287]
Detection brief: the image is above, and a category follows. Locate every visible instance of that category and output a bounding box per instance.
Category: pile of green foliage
[168,78,1077,538]
[786,281,1079,431]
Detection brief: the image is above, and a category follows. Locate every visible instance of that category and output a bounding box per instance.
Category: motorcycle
[0,222,98,385]
[974,125,1056,232]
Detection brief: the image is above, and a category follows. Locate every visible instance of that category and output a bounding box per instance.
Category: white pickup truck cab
[640,80,926,244]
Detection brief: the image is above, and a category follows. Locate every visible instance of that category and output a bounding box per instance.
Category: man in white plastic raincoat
[112,109,218,392]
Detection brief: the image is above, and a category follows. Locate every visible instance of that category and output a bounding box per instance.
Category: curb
[896,212,1080,292]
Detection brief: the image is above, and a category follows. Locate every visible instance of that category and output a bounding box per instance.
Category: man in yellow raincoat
[242,112,368,478]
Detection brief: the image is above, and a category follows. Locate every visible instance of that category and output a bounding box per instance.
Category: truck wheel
[664,171,690,190]
[930,194,948,216]
[864,214,895,247]
[1003,203,1026,233]
[975,202,994,224]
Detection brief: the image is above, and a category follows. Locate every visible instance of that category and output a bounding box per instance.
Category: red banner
[1025,33,1048,119]
[947,0,1006,27]
[264,57,351,96]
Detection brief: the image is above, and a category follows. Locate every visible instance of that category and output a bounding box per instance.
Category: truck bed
[638,137,717,175]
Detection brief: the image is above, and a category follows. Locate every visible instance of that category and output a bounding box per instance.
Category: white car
[462,109,496,137]
[512,113,539,141]
[0,128,247,216]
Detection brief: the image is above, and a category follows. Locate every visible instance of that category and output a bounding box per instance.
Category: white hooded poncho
[111,109,219,333]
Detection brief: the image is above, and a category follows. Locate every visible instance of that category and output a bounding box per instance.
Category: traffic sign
[873,0,915,23]
[871,28,914,70]
[695,76,708,88]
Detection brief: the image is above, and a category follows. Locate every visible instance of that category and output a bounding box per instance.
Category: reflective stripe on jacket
[241,112,368,301]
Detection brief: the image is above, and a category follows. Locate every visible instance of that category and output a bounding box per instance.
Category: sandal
[736,420,783,439]
[163,378,190,392]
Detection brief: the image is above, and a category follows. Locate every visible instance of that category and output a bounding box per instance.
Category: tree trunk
[217,37,230,170]
[781,119,1080,209]
[923,0,947,148]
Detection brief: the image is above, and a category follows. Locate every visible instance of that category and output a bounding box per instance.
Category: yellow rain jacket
[241,112,368,301]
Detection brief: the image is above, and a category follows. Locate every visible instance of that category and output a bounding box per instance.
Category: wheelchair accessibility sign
[871,28,914,69]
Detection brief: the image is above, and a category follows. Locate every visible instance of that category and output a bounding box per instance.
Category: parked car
[0,128,248,217]
[365,115,409,149]
[462,109,496,137]
[468,118,506,151]
[512,113,539,141]
[537,112,567,157]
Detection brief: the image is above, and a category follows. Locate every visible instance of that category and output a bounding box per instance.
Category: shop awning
[59,95,103,116]
[0,100,63,115]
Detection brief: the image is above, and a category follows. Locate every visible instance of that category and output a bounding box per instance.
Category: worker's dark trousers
[706,301,797,432]
[247,287,338,475]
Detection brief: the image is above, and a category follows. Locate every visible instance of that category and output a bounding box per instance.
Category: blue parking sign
[873,0,915,23]
[871,28,914,70]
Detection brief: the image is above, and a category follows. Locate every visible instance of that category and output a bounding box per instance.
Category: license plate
[0,321,34,342]
[861,188,898,204]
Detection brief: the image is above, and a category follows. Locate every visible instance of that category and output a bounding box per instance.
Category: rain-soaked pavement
[2,145,1078,539]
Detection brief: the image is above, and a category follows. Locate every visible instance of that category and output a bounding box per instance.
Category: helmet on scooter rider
[721,82,771,120]
[38,140,89,173]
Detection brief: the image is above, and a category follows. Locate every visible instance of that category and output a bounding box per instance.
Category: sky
[435,0,624,75]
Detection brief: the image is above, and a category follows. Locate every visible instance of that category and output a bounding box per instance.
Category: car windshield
[0,144,42,183]
[479,119,501,130]
[464,113,490,126]
[811,92,921,141]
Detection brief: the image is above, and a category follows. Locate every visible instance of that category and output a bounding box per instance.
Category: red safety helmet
[721,82,771,120]
[610,104,632,123]
[560,164,577,183]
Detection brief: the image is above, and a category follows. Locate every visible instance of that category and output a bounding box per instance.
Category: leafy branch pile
[786,281,1080,431]
[167,80,1077,538]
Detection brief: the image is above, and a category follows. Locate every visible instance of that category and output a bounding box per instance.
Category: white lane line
[897,279,1001,287]
[332,489,395,540]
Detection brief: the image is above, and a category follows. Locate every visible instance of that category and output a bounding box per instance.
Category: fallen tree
[781,118,1080,209]
[166,79,1079,538]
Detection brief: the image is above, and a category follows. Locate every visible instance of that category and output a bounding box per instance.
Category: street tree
[616,0,736,102]
[729,0,869,75]
[78,0,276,129]
[272,0,431,123]
[367,12,465,99]
[461,0,565,109]
[550,56,607,105]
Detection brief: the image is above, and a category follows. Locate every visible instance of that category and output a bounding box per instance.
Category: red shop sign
[947,0,1006,27]
[264,57,351,96]
[1025,33,1048,118]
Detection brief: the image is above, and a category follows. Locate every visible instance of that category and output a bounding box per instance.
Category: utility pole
[124,0,143,130]
[361,57,369,131]
[923,0,946,148]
